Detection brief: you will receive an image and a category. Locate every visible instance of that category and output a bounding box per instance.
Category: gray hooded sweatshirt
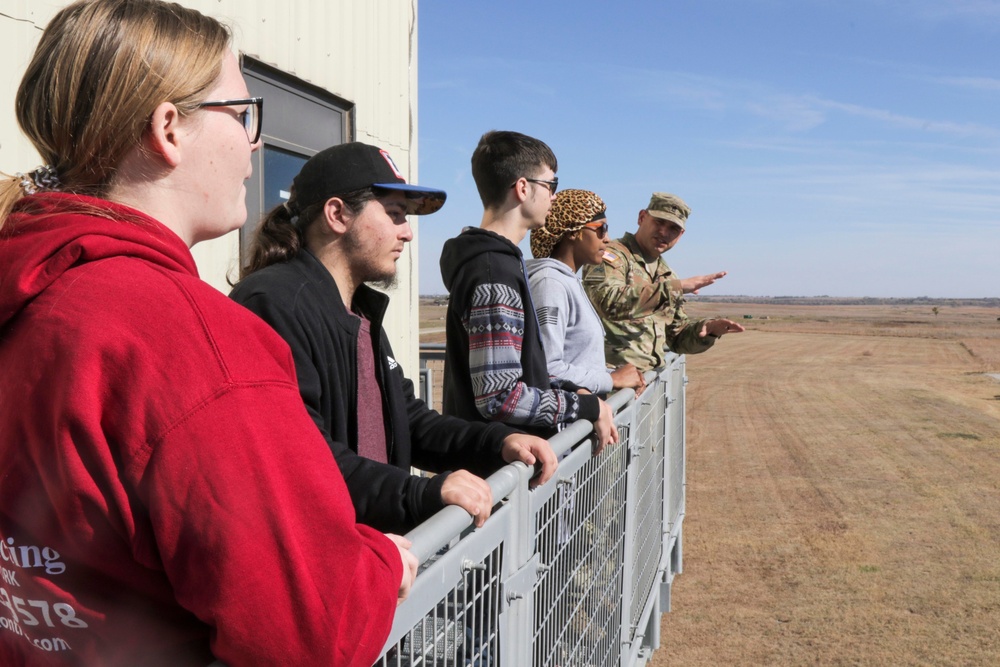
[526,258,613,394]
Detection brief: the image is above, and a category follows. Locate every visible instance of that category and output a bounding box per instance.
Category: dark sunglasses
[583,220,608,239]
[513,176,559,194]
[197,96,264,144]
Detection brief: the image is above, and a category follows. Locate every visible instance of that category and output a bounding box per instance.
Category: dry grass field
[653,301,1000,666]
[419,299,1000,665]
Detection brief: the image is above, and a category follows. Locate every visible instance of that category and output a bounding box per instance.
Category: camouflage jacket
[582,232,713,370]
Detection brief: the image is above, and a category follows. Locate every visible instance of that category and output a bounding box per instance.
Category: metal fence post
[499,462,537,667]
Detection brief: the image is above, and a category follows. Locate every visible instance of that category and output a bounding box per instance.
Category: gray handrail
[403,368,658,565]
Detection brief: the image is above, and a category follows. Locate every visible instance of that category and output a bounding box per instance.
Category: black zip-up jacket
[231,249,515,533]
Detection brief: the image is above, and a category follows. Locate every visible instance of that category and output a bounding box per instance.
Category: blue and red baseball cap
[293,142,446,215]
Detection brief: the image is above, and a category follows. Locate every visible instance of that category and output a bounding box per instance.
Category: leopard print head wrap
[530,189,607,258]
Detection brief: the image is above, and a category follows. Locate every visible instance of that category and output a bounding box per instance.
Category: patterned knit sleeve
[464,281,589,428]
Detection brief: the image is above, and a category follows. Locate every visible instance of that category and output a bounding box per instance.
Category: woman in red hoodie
[0,1,413,665]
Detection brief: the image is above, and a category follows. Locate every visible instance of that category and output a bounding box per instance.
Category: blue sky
[415,0,1000,298]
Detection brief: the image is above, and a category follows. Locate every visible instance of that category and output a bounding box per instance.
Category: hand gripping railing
[404,378,641,565]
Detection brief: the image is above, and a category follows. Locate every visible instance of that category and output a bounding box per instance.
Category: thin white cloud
[907,0,1000,20]
[614,68,826,131]
[721,135,1000,163]
[649,77,728,111]
[429,52,1000,142]
[422,78,471,91]
[746,96,827,132]
[796,0,1000,21]
[607,64,1000,141]
[702,0,1000,23]
[813,97,1000,139]
[932,76,1000,92]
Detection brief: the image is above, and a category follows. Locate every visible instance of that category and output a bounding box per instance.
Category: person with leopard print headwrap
[526,189,646,396]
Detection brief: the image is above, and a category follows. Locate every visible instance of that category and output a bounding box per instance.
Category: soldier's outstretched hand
[680,271,727,294]
[699,318,745,338]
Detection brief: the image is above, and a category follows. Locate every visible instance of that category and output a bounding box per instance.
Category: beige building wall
[0,0,423,375]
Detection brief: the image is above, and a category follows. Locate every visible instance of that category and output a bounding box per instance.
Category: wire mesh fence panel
[376,544,503,667]
[376,357,686,667]
[531,434,629,667]
[622,376,668,649]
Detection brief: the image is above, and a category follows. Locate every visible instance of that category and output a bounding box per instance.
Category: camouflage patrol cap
[646,192,690,230]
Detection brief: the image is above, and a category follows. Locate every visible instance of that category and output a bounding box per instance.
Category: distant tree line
[685,296,1000,308]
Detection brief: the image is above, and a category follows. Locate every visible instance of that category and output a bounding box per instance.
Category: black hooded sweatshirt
[439,227,600,437]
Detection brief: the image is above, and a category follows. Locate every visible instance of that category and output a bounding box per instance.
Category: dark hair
[240,186,381,278]
[470,130,557,210]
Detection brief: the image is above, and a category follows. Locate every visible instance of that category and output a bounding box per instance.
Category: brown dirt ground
[653,302,1000,666]
[419,300,1000,665]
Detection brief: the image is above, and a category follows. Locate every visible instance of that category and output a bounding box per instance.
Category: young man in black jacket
[231,143,557,533]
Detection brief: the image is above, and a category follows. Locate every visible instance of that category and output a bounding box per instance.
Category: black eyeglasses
[512,176,559,195]
[583,221,608,239]
[197,96,263,144]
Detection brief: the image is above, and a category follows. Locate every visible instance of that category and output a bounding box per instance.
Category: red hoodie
[0,193,401,666]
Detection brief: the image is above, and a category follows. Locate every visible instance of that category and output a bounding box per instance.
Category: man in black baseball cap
[230,142,557,534]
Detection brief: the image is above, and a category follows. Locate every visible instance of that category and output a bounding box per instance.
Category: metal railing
[418,343,446,410]
[377,354,687,667]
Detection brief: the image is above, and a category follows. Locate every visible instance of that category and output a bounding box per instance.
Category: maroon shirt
[355,315,388,464]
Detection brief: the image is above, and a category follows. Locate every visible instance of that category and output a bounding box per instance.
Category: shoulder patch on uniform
[602,250,619,263]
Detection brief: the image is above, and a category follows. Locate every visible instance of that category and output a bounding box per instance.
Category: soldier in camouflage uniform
[582,192,744,371]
